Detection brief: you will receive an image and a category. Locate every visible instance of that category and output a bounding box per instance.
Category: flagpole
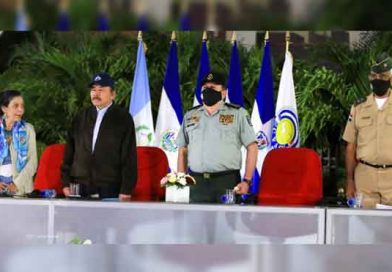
[231,31,237,44]
[285,31,291,52]
[59,0,69,12]
[202,30,208,41]
[171,31,176,42]
[264,31,269,45]
[16,0,24,10]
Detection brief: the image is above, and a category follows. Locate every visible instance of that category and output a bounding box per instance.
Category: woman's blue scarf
[0,119,28,172]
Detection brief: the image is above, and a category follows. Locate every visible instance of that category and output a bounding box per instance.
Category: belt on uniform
[191,170,240,179]
[359,159,392,169]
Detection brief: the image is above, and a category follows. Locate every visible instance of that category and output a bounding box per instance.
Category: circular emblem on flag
[256,130,268,150]
[271,108,299,148]
[136,125,153,146]
[160,129,178,152]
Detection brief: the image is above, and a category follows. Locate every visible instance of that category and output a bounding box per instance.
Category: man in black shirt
[61,73,137,201]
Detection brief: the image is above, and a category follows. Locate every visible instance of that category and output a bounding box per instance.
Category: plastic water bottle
[40,189,57,199]
[347,192,363,208]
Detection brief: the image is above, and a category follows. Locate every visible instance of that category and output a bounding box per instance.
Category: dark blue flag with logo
[250,39,275,194]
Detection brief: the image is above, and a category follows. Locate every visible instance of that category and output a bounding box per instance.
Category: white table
[0,198,325,245]
[326,208,392,244]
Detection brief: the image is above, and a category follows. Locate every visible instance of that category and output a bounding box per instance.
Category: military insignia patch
[219,114,234,125]
[187,112,200,124]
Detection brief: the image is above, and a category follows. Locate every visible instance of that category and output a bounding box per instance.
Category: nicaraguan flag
[272,51,300,148]
[227,40,244,106]
[129,40,155,146]
[155,39,183,171]
[193,39,210,106]
[250,40,275,194]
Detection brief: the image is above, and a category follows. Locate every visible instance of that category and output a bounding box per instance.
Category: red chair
[34,144,65,195]
[132,147,169,201]
[257,148,323,206]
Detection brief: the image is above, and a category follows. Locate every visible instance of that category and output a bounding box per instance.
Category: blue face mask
[202,88,222,106]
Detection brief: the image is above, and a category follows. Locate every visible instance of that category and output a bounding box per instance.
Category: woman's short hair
[0,90,22,115]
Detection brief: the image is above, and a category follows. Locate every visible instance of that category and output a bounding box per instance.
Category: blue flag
[193,39,210,106]
[136,15,149,31]
[129,40,155,146]
[227,40,244,106]
[97,12,110,31]
[56,11,70,31]
[155,39,183,171]
[250,40,275,194]
[179,13,191,31]
[15,4,28,31]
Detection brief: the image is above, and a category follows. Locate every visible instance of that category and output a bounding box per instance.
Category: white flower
[178,177,187,186]
[168,173,177,183]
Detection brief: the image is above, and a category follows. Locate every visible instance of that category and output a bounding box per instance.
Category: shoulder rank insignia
[225,102,240,109]
[354,97,366,107]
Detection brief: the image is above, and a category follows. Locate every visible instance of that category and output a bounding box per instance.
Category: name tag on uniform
[219,114,234,125]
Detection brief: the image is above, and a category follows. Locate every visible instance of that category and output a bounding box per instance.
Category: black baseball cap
[89,72,115,88]
[201,71,227,87]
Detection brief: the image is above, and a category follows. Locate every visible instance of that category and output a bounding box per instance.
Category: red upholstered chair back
[34,144,65,195]
[257,148,323,206]
[132,147,169,201]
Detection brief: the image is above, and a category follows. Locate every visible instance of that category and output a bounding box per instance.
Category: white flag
[272,51,300,148]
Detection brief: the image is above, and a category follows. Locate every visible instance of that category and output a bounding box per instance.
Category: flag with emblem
[129,35,155,146]
[227,33,244,106]
[250,37,275,194]
[155,33,183,171]
[272,51,300,148]
[193,32,211,106]
[15,0,28,31]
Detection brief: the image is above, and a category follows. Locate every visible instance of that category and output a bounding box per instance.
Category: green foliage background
[0,31,391,195]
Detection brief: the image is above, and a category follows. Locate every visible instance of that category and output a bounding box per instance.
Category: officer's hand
[346,179,356,199]
[7,183,17,194]
[63,187,70,197]
[0,183,7,191]
[119,194,132,202]
[234,181,249,195]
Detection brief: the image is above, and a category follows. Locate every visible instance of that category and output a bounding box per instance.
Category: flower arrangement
[160,172,196,188]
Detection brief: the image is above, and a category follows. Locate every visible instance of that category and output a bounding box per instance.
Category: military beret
[201,71,227,87]
[371,52,392,73]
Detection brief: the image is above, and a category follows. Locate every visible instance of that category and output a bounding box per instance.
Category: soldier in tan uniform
[343,53,392,208]
[177,71,258,203]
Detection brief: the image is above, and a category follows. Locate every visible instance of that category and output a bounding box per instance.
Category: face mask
[202,88,222,106]
[371,79,390,96]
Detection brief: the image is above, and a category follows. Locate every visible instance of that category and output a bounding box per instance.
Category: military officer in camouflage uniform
[343,52,392,208]
[176,71,258,203]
